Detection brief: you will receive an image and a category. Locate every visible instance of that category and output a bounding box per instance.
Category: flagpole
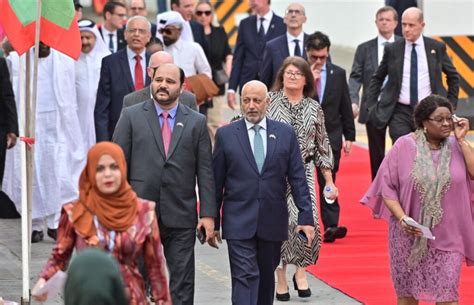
[21,0,41,303]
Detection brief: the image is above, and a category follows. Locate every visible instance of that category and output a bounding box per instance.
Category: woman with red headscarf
[32,142,171,305]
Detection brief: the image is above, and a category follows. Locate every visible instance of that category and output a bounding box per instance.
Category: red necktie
[134,54,144,90]
[315,78,321,101]
[161,112,171,156]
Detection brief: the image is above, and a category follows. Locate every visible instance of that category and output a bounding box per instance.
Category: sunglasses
[195,10,212,17]
[158,28,178,35]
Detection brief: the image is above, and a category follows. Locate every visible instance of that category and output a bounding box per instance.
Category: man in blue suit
[260,2,308,88]
[212,80,315,305]
[95,16,152,142]
[227,0,286,109]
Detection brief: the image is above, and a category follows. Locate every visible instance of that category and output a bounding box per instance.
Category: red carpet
[307,145,474,305]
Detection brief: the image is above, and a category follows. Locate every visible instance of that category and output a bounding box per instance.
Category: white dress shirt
[101,27,118,53]
[126,47,147,85]
[164,38,212,78]
[245,117,267,156]
[399,36,431,105]
[377,34,395,64]
[256,10,274,35]
[287,31,305,57]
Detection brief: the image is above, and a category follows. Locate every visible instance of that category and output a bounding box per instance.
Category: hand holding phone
[297,230,308,242]
[196,226,206,244]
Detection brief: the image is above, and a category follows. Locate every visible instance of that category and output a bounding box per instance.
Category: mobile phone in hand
[297,230,308,242]
[196,226,206,244]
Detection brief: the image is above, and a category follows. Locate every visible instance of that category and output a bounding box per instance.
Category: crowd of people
[0,1,472,305]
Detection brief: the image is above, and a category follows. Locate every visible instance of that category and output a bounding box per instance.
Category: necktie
[108,33,114,53]
[253,125,264,173]
[293,39,301,57]
[315,78,321,102]
[410,43,418,107]
[258,17,265,39]
[134,55,144,90]
[161,112,171,157]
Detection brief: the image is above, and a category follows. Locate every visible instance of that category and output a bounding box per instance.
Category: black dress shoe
[334,226,347,239]
[292,275,311,298]
[324,226,348,243]
[31,230,44,243]
[47,228,57,241]
[275,291,290,301]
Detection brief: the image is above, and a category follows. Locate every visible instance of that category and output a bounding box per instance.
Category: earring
[423,127,427,134]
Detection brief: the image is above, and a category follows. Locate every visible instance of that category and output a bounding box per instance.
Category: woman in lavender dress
[361,95,474,305]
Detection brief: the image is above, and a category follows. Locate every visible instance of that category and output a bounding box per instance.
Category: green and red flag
[0,0,81,59]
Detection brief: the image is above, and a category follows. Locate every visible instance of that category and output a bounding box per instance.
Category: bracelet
[399,215,408,225]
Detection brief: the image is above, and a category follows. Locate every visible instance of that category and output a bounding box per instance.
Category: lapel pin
[271,24,274,29]
[176,122,184,127]
[431,49,436,54]
[269,134,276,139]
[330,69,334,75]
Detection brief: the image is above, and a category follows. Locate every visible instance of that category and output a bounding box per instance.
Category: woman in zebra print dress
[267,57,335,299]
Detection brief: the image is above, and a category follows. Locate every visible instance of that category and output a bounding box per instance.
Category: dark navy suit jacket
[213,118,313,241]
[260,33,308,88]
[94,48,151,141]
[228,14,286,92]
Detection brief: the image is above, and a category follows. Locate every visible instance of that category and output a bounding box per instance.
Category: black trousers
[227,237,282,305]
[366,121,387,181]
[0,129,7,185]
[158,222,196,305]
[316,147,341,230]
[388,103,415,144]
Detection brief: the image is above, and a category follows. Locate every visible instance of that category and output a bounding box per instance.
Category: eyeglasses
[428,115,454,124]
[195,10,212,17]
[285,9,304,16]
[284,70,304,79]
[308,54,328,61]
[112,13,127,18]
[158,27,179,35]
[130,7,145,12]
[127,28,148,35]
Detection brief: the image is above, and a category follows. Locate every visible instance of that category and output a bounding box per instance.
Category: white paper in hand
[32,271,67,297]
[404,217,436,240]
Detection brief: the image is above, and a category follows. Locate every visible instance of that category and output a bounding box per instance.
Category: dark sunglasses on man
[158,27,178,35]
[195,10,211,17]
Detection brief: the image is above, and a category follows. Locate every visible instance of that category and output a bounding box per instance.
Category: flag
[0,0,81,59]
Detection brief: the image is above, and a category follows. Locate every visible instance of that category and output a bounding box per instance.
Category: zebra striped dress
[267,90,333,267]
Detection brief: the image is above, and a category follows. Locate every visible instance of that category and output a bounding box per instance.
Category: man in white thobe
[76,19,111,150]
[3,44,86,242]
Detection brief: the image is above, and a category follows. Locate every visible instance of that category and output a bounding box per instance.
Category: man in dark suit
[366,7,459,143]
[128,0,157,39]
[349,6,400,180]
[305,31,356,243]
[113,63,216,305]
[95,16,152,142]
[260,2,308,88]
[227,0,286,109]
[123,51,197,111]
[170,0,208,55]
[0,58,18,188]
[98,1,127,53]
[212,80,314,305]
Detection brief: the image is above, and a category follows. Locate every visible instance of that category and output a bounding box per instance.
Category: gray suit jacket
[348,36,402,124]
[366,36,459,129]
[112,100,216,228]
[122,86,198,111]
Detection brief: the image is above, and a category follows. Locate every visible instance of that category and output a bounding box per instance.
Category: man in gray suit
[123,51,197,111]
[349,6,399,180]
[113,63,216,305]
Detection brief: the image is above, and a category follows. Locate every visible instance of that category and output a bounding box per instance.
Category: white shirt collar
[245,117,267,131]
[258,10,273,22]
[286,31,305,44]
[377,34,395,45]
[126,46,146,60]
[407,35,425,47]
[102,27,117,36]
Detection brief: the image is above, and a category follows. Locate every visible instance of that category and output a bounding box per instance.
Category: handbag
[212,69,229,85]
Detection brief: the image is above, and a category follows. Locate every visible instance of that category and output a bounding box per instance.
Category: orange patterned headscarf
[72,142,138,240]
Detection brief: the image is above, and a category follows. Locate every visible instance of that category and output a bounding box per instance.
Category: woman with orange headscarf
[31,142,171,305]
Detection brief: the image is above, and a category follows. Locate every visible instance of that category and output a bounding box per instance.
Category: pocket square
[269,134,276,139]
[176,122,184,127]
[431,49,436,54]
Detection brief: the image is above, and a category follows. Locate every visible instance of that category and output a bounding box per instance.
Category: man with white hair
[76,19,111,150]
[156,11,211,79]
[95,15,152,141]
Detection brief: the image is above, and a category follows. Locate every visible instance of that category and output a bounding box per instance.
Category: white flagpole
[21,0,41,303]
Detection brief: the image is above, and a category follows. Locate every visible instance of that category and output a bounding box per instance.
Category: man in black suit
[0,58,18,188]
[260,2,308,88]
[95,16,152,142]
[170,0,208,55]
[305,31,356,243]
[98,1,127,53]
[349,6,400,180]
[113,63,216,305]
[227,0,286,109]
[366,7,459,143]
